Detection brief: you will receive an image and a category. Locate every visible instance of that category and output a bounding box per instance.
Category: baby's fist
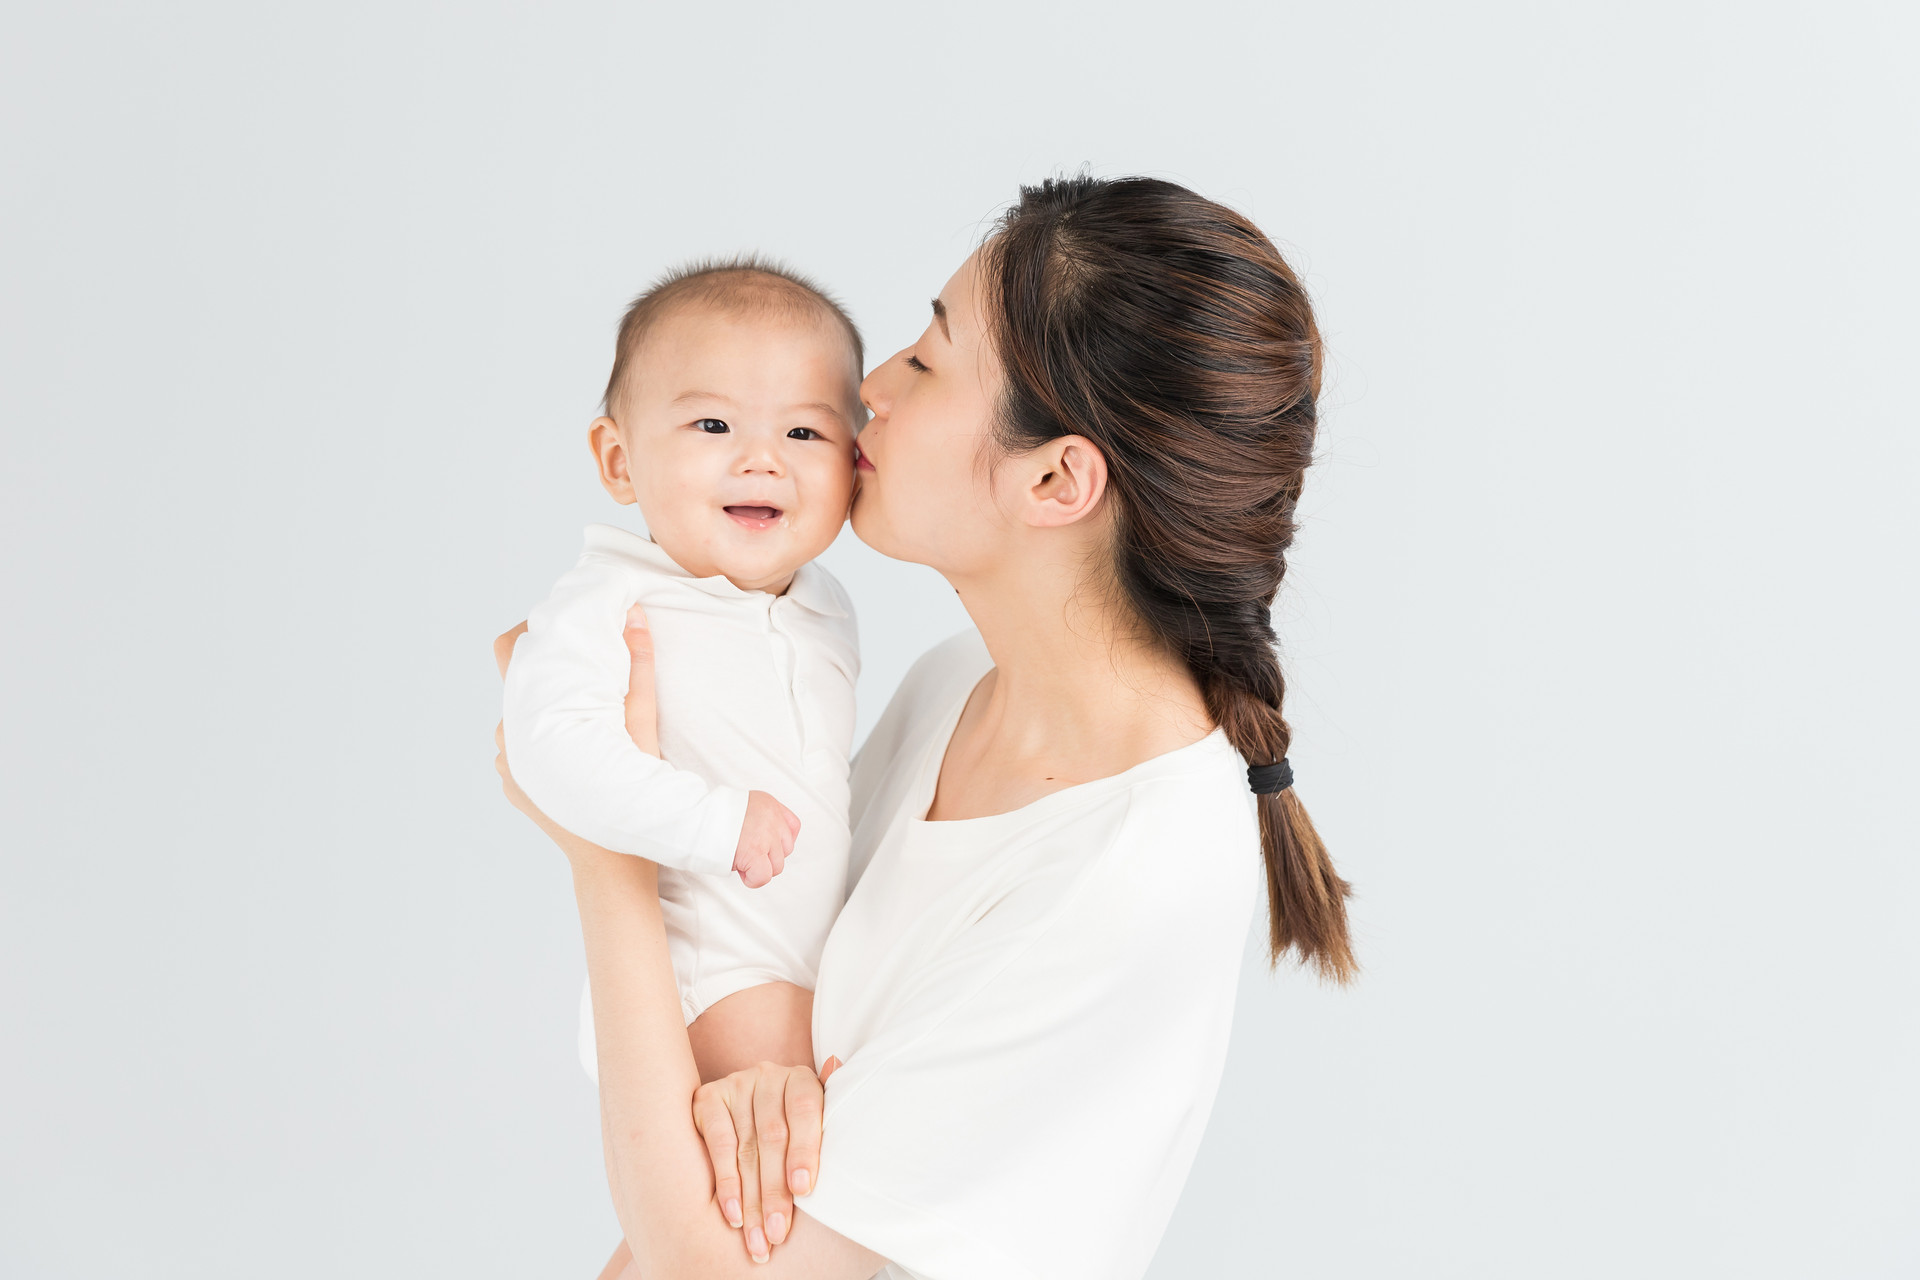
[733,791,801,888]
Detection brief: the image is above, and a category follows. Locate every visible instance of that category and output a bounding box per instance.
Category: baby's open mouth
[724,504,784,529]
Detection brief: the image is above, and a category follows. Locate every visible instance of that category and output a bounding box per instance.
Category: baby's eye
[695,418,730,434]
[787,427,821,441]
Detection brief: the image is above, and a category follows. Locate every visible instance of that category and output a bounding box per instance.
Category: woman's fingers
[493,627,529,810]
[621,605,661,757]
[783,1066,825,1201]
[692,1085,745,1230]
[492,626,531,815]
[594,1238,633,1280]
[754,1067,796,1246]
[729,1084,770,1264]
[493,621,527,679]
[689,1062,835,1261]
[493,721,522,804]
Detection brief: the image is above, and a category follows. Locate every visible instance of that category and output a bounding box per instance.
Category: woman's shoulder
[900,628,992,700]
[847,630,991,840]
[858,630,991,756]
[1031,729,1261,914]
[1117,730,1256,830]
[1104,732,1263,900]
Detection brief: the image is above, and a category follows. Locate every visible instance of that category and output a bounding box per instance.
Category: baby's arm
[503,555,770,878]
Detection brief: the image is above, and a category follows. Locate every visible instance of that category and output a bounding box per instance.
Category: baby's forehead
[618,308,857,424]
[634,300,858,380]
[606,264,864,420]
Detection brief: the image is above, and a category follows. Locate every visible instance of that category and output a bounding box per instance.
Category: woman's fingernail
[767,1211,788,1244]
[724,1198,741,1227]
[790,1168,811,1196]
[747,1226,768,1262]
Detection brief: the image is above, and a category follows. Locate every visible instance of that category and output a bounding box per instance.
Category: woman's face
[850,251,1012,574]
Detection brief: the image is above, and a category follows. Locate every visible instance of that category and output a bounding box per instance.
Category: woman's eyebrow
[931,298,950,341]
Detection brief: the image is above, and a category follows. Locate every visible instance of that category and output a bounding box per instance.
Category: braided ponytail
[982,175,1355,982]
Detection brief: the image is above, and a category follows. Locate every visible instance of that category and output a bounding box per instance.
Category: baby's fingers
[693,1087,745,1230]
[737,852,773,889]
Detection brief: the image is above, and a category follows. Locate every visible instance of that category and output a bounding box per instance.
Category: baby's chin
[664,507,841,593]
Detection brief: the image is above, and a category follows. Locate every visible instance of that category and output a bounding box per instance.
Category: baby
[502,258,863,1081]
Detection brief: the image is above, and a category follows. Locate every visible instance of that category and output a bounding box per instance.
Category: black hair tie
[1248,758,1294,795]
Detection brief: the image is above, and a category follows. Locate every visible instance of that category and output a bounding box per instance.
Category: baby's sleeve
[501,553,747,877]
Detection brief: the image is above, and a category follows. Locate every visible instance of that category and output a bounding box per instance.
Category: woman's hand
[692,1056,843,1261]
[492,607,660,850]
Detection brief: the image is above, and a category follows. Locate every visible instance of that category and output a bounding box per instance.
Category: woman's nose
[859,363,892,419]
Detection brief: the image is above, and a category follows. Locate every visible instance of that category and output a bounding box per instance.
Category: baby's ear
[589,416,638,505]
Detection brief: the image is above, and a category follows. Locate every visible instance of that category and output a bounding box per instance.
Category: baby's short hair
[602,255,864,416]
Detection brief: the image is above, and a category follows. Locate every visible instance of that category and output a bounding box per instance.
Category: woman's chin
[847,492,889,555]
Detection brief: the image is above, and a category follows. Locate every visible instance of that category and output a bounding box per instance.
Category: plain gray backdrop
[3,2,1915,1276]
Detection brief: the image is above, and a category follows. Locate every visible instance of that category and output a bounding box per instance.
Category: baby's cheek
[814,450,858,506]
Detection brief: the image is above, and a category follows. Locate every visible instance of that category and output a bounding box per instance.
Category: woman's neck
[930,552,1214,820]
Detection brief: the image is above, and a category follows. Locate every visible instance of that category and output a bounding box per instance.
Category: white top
[504,523,859,1024]
[504,523,857,878]
[804,632,1264,1280]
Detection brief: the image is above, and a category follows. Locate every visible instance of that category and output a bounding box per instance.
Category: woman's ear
[589,417,638,505]
[1022,434,1109,529]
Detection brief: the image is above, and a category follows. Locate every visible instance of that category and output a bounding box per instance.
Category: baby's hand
[733,791,801,888]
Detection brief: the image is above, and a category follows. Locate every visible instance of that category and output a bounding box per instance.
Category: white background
[3,2,1915,1276]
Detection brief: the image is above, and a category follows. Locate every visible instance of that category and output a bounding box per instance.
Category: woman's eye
[695,418,730,433]
[904,354,929,373]
[787,427,820,441]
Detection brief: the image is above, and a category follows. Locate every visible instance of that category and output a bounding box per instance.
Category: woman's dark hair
[982,175,1355,982]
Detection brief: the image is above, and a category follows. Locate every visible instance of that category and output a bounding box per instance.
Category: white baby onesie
[503,523,858,1049]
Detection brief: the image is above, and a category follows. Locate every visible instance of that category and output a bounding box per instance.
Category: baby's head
[590,258,864,594]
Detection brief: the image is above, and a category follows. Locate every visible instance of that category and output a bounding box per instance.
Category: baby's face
[596,306,861,593]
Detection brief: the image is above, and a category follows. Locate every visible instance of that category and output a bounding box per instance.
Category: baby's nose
[735,441,786,475]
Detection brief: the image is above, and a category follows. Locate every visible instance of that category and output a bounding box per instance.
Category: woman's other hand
[492,605,660,847]
[490,621,560,837]
[493,606,659,755]
[611,605,661,757]
[691,1055,843,1261]
[491,620,528,680]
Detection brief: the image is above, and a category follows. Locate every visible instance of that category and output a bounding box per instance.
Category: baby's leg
[686,982,814,1082]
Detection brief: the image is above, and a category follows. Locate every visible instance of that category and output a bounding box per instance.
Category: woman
[495,175,1355,1279]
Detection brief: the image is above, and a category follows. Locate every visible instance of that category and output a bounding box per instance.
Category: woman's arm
[494,613,884,1279]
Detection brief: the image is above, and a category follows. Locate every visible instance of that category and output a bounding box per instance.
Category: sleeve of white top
[802,779,1261,1280]
[501,552,748,877]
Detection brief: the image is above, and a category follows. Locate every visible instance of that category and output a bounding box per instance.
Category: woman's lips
[724,504,783,530]
[855,445,876,472]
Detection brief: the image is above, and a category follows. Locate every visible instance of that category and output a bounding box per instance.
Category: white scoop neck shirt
[803,631,1264,1280]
